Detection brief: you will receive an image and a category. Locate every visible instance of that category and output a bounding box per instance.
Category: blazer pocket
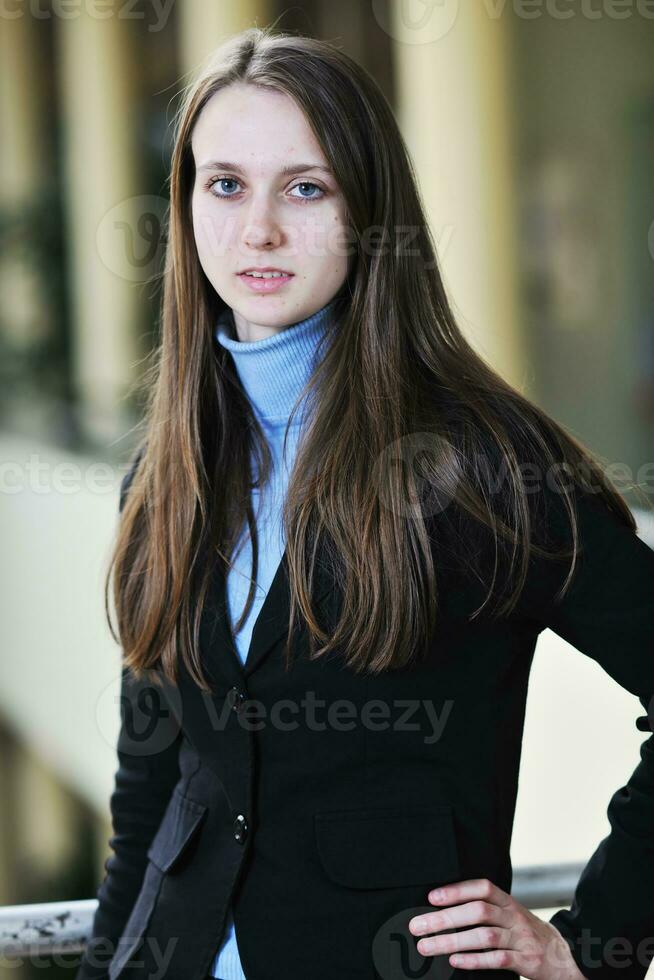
[146,786,208,874]
[314,804,460,890]
[108,791,208,979]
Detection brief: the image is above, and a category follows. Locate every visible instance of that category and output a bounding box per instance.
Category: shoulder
[428,411,643,619]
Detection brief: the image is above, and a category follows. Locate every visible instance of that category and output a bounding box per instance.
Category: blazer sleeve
[525,484,654,980]
[75,449,182,980]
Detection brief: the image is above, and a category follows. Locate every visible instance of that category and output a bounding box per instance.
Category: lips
[237,268,294,276]
[236,269,295,293]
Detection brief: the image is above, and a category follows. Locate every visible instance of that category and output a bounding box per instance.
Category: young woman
[77,27,654,980]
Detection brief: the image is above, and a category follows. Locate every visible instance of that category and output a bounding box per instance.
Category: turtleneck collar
[214,297,340,424]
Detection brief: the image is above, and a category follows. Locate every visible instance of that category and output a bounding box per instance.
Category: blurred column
[0,725,17,906]
[388,0,525,385]
[56,4,146,447]
[16,747,79,893]
[177,0,270,80]
[0,14,51,421]
[318,0,366,69]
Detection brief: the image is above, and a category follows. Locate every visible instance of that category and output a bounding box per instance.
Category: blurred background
[1,0,654,977]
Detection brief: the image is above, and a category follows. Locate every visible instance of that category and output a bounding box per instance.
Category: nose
[241,195,283,251]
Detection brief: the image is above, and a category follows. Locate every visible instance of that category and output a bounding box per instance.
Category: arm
[527,484,654,980]
[76,449,182,979]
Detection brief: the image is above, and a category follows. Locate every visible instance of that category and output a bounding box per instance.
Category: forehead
[191,83,327,173]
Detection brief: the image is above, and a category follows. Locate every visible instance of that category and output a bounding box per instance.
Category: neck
[214,298,341,424]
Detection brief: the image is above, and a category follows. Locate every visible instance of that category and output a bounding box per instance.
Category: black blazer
[76,452,654,980]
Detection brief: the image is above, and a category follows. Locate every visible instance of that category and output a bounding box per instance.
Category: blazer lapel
[196,543,338,692]
[241,549,294,677]
[171,541,340,790]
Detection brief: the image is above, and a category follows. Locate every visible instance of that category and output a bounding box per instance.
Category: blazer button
[227,686,247,713]
[233,813,248,844]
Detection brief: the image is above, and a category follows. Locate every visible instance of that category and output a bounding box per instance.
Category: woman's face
[191,82,350,342]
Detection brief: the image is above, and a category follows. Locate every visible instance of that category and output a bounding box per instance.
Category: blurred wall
[513,7,654,479]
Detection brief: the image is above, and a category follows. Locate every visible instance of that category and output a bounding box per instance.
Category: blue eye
[208,177,239,197]
[204,176,325,203]
[289,182,324,201]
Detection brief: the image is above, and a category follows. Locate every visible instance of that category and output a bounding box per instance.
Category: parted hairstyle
[108,25,642,691]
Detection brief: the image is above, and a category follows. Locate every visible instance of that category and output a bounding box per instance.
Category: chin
[237,297,303,324]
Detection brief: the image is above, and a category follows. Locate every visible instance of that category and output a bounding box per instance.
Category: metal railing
[0,862,584,957]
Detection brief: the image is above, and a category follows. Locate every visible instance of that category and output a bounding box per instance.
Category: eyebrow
[196,160,334,178]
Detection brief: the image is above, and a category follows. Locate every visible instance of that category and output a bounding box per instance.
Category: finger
[416,925,512,959]
[427,878,512,910]
[448,948,518,972]
[409,898,513,937]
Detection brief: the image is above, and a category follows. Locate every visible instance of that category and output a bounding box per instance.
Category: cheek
[295,205,349,264]
[191,200,233,268]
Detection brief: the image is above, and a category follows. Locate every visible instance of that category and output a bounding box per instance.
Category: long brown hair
[109,25,643,691]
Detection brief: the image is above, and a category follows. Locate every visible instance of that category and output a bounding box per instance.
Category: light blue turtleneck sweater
[209,297,340,980]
